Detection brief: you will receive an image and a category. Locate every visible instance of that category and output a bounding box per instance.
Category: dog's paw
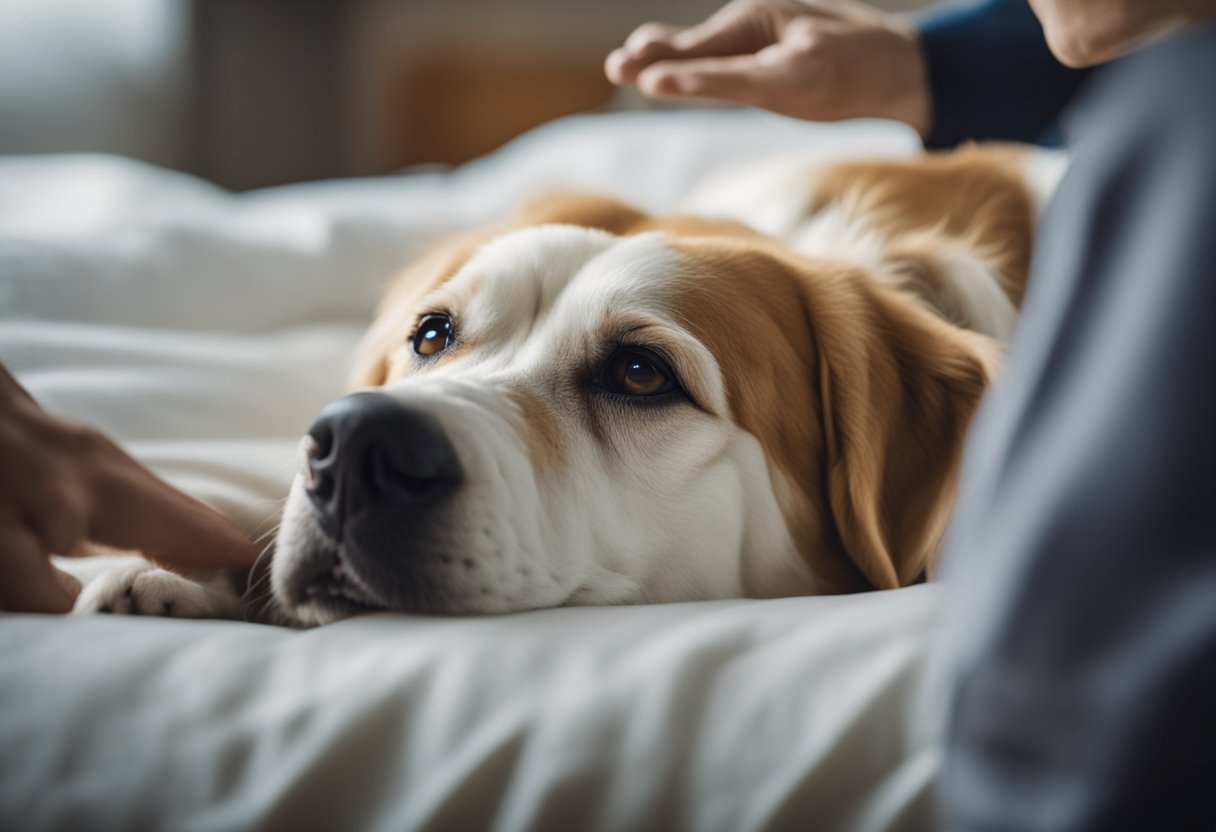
[71,559,240,620]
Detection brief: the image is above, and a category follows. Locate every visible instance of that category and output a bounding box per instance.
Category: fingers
[85,452,258,573]
[636,52,760,100]
[636,41,806,109]
[606,22,682,84]
[0,361,39,407]
[0,521,77,613]
[668,8,766,57]
[54,564,82,599]
[21,479,89,559]
[606,7,765,85]
[0,360,254,608]
[64,430,259,573]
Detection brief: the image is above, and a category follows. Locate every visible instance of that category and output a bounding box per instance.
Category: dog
[66,143,1065,625]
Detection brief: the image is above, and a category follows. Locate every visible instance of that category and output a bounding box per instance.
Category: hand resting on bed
[0,362,258,614]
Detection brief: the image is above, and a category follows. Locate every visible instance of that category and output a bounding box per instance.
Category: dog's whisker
[242,521,282,603]
[246,500,288,544]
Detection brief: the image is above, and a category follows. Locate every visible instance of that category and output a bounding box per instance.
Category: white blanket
[0,110,939,831]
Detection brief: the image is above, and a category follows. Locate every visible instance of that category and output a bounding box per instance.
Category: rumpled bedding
[0,109,939,832]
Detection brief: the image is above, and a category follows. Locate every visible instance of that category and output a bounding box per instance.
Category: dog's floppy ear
[809,268,997,589]
[512,192,651,235]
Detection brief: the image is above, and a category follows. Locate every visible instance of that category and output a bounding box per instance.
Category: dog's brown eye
[413,314,453,356]
[603,348,678,398]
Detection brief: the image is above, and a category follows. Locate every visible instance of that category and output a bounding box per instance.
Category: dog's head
[271,194,994,624]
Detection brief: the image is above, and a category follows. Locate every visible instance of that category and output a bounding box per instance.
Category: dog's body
[64,143,1065,625]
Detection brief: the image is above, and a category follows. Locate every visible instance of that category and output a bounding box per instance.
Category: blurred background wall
[0,0,936,190]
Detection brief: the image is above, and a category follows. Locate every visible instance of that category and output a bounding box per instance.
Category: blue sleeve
[917,0,1092,148]
[938,27,1216,828]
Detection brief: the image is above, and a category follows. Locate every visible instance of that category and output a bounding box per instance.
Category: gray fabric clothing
[938,25,1216,831]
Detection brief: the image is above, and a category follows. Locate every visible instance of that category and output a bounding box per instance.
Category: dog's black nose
[304,392,461,537]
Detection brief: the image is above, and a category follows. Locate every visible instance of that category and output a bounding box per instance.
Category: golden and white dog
[68,143,1064,625]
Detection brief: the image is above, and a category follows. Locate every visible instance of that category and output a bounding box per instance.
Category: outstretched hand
[605,0,931,136]
[0,362,257,613]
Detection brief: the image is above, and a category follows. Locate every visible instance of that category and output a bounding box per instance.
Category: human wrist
[881,22,932,139]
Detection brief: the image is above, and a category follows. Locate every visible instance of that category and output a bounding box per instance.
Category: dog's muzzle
[304,391,462,552]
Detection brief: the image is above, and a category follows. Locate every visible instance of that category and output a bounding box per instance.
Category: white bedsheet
[0,110,939,831]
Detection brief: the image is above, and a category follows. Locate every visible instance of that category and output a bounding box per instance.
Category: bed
[0,109,942,831]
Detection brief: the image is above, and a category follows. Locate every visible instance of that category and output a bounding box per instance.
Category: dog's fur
[64,143,1065,625]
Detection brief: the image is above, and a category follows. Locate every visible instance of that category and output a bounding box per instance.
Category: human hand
[605,0,931,137]
[0,362,257,613]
